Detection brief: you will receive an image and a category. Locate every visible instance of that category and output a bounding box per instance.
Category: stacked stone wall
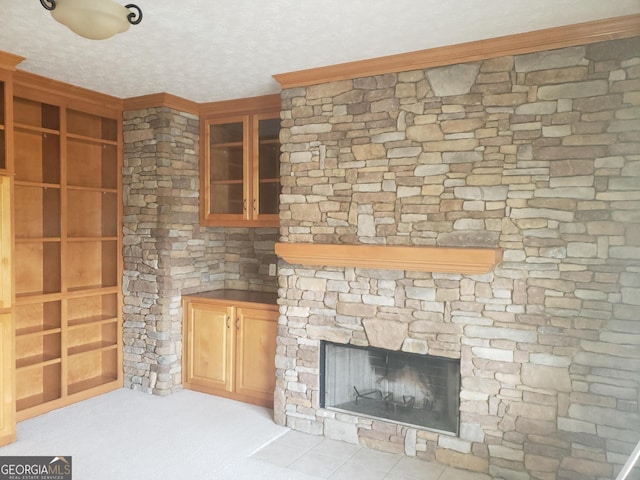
[122,107,277,395]
[275,37,640,480]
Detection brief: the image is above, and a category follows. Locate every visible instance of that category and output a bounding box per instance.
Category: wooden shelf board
[67,375,118,396]
[67,237,118,242]
[15,237,61,243]
[68,316,117,329]
[211,142,243,149]
[210,179,244,185]
[68,342,117,357]
[65,286,119,299]
[16,325,61,337]
[67,284,118,294]
[15,181,60,189]
[67,132,118,146]
[16,392,61,413]
[16,290,62,301]
[275,242,502,275]
[16,355,61,370]
[15,292,62,306]
[67,185,118,193]
[14,123,60,135]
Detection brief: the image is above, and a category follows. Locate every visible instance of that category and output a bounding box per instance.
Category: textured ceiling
[1,1,639,103]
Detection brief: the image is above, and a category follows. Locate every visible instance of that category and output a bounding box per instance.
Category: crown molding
[273,14,640,89]
[123,92,200,115]
[199,94,281,118]
[0,51,25,71]
[275,243,503,275]
[13,70,123,118]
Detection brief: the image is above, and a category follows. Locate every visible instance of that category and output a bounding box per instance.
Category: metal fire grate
[321,341,460,435]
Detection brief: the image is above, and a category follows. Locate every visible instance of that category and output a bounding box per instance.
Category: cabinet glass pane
[211,122,243,144]
[258,118,280,215]
[258,142,280,179]
[210,146,243,182]
[210,184,244,215]
[259,181,280,215]
[210,122,243,183]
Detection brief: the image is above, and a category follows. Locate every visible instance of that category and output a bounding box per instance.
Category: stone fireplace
[273,36,640,480]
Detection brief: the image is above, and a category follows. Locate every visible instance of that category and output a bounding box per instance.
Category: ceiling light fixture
[39,0,142,40]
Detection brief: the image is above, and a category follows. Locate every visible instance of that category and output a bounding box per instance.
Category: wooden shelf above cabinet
[275,243,502,275]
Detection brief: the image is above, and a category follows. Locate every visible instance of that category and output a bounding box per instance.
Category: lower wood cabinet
[182,290,278,408]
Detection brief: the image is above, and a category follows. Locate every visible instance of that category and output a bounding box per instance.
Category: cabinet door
[235,306,277,406]
[184,301,234,393]
[252,113,280,225]
[205,116,249,222]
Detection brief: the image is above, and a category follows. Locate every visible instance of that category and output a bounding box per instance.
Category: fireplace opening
[320,341,460,435]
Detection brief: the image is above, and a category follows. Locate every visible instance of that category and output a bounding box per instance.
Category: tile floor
[251,430,493,480]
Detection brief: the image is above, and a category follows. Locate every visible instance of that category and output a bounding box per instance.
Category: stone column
[122,106,218,395]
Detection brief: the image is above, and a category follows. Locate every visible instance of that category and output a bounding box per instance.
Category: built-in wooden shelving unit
[12,88,122,421]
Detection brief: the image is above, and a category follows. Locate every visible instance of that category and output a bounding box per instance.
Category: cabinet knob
[252,198,257,213]
[236,317,241,330]
[226,315,231,328]
[243,198,247,212]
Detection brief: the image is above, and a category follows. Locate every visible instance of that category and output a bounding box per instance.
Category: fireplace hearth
[320,342,460,435]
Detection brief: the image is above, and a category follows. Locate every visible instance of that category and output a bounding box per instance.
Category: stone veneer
[122,107,277,395]
[274,37,640,480]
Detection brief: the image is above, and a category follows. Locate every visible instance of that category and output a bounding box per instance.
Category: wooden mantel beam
[275,243,503,275]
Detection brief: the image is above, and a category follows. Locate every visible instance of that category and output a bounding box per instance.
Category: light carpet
[0,388,319,480]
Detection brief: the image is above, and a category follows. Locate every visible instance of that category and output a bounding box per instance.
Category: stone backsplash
[274,37,640,480]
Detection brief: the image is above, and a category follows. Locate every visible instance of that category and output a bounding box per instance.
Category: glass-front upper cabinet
[201,107,280,227]
[208,116,248,219]
[254,114,280,219]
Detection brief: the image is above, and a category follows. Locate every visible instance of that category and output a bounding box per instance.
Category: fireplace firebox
[320,342,460,435]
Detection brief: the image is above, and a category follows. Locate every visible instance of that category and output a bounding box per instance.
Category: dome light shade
[40,0,142,40]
